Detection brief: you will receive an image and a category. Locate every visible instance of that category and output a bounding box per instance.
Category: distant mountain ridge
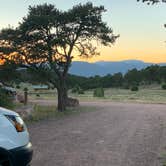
[69,60,166,77]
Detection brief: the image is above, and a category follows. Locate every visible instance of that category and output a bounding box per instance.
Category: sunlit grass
[19,84,166,104]
[71,87,166,104]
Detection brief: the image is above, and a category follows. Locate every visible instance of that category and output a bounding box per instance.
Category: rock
[66,97,79,107]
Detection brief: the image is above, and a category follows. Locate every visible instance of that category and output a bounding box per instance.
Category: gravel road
[29,102,166,166]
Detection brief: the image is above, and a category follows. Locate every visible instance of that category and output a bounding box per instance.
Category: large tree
[0,3,117,111]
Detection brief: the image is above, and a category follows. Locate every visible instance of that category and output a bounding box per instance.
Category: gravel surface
[29,101,166,166]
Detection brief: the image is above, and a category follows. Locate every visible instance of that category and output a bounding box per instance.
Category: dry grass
[24,105,97,123]
[17,84,166,104]
[71,87,166,104]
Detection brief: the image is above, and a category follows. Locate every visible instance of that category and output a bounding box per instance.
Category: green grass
[28,92,57,100]
[18,84,166,104]
[160,152,166,166]
[24,105,97,123]
[70,87,166,104]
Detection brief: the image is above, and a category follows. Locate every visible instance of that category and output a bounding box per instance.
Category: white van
[0,107,33,166]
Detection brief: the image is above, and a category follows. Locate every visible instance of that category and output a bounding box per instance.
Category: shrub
[36,93,40,97]
[162,83,166,90]
[0,88,13,108]
[71,87,78,93]
[131,86,139,91]
[93,87,104,97]
[122,83,130,89]
[78,89,84,94]
[71,85,84,94]
[16,85,20,89]
[24,87,28,92]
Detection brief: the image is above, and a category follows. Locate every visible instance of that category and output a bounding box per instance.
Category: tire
[0,159,11,166]
[0,154,12,166]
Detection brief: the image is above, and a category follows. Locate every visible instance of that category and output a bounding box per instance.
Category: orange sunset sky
[0,0,166,63]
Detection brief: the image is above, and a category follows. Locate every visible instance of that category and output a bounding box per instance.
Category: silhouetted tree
[137,0,166,4]
[111,73,123,87]
[124,69,141,86]
[0,3,117,111]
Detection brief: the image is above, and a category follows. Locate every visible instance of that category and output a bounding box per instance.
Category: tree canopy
[0,2,117,111]
[137,0,166,4]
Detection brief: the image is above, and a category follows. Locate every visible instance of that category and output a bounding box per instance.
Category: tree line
[0,64,165,91]
[67,65,166,90]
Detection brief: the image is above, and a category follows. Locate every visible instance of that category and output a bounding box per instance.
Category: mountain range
[69,60,166,77]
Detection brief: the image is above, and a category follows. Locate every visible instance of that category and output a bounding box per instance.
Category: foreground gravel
[29,102,166,166]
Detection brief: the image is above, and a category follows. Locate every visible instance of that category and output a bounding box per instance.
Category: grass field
[73,88,166,104]
[24,105,97,123]
[24,85,166,104]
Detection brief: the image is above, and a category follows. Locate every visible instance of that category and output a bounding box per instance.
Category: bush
[131,86,139,91]
[0,88,13,108]
[93,88,104,97]
[122,83,130,89]
[24,87,28,92]
[162,83,166,90]
[78,89,84,94]
[71,85,84,94]
[16,85,20,89]
[36,93,40,97]
[71,87,78,93]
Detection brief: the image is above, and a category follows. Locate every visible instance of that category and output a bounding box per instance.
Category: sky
[0,0,165,63]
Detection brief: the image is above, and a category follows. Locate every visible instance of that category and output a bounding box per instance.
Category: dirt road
[29,102,166,166]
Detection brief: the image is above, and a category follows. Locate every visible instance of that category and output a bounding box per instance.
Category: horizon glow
[0,0,165,63]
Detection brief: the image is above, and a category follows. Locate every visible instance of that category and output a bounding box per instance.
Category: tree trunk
[57,78,67,112]
[57,76,79,111]
[63,83,68,102]
[57,89,66,112]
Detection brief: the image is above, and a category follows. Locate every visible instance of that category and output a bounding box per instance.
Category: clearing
[29,101,166,166]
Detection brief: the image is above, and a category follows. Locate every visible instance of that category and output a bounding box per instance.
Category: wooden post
[24,88,28,105]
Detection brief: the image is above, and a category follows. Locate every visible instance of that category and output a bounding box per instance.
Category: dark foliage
[131,86,139,91]
[93,88,104,97]
[162,83,166,90]
[71,85,84,94]
[137,0,166,4]
[67,65,166,90]
[0,62,21,85]
[0,88,13,108]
